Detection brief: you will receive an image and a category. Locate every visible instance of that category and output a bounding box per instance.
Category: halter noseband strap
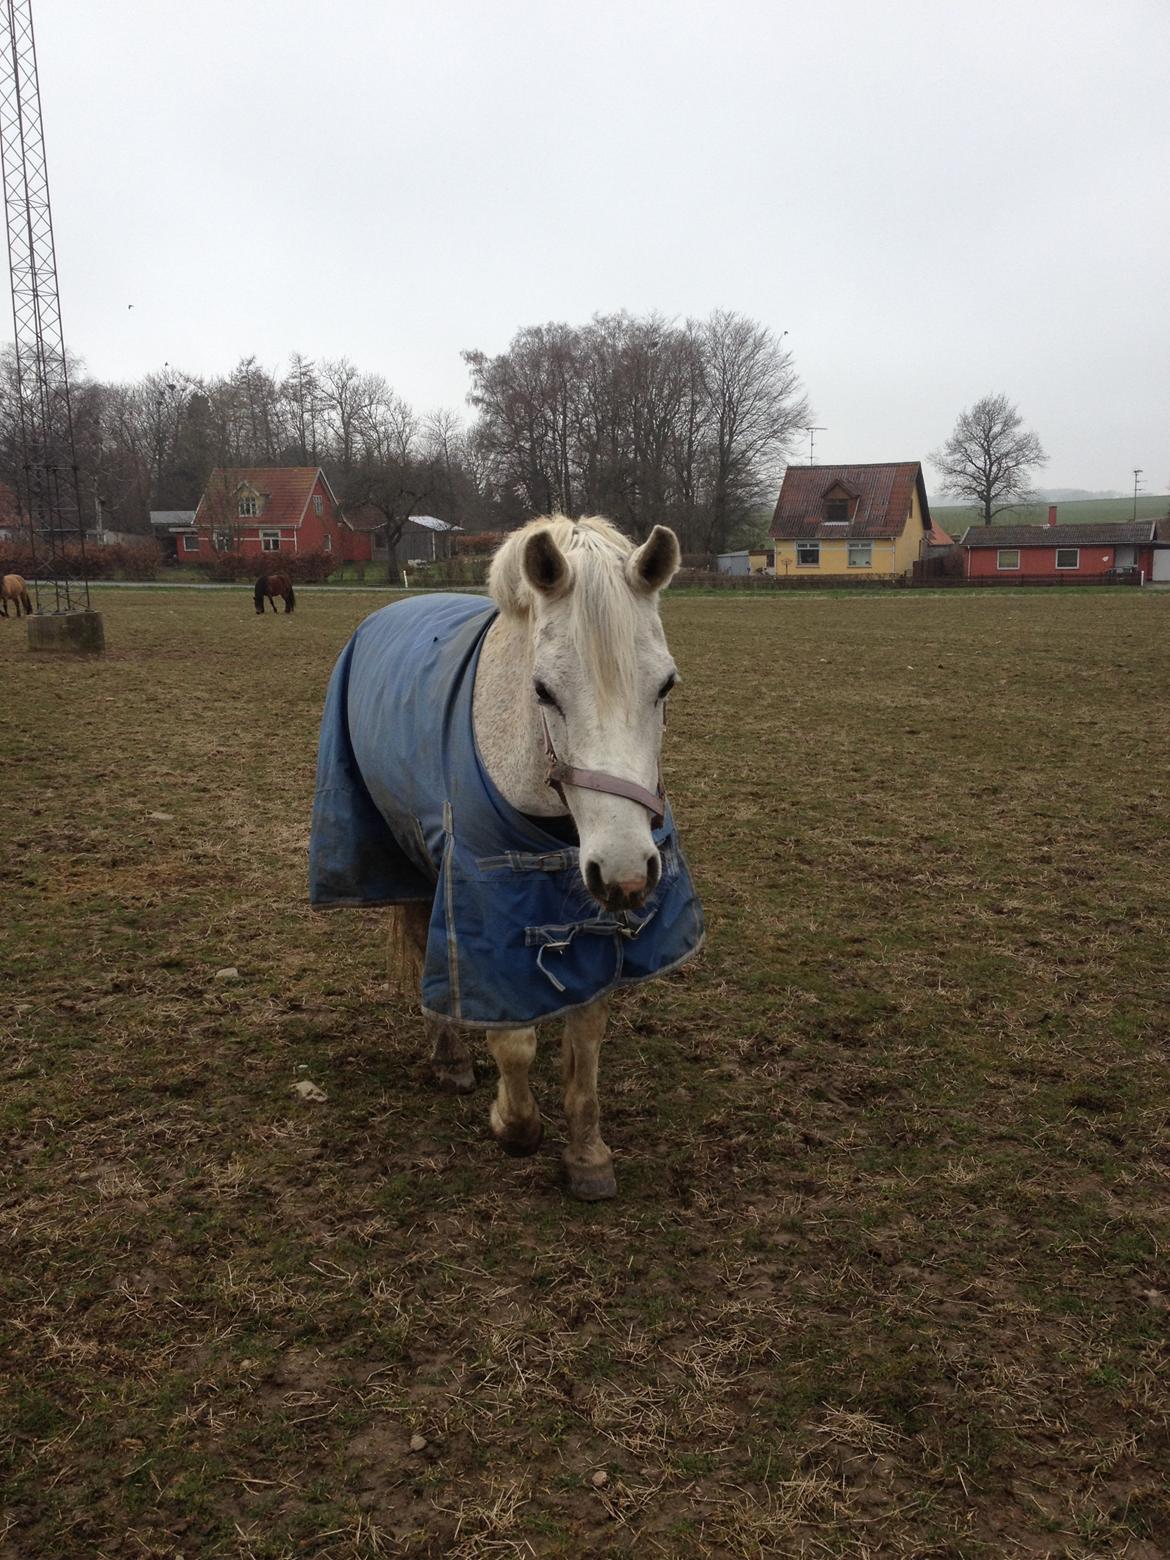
[540,710,665,829]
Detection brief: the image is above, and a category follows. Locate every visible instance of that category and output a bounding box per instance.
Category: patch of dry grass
[2,585,1170,1558]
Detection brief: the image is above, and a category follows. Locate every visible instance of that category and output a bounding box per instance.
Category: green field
[931,494,1169,531]
[3,588,1170,1557]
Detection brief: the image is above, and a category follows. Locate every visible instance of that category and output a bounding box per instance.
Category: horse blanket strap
[308,593,704,1029]
[540,710,666,828]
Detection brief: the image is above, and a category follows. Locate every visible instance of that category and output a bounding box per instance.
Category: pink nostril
[617,875,647,899]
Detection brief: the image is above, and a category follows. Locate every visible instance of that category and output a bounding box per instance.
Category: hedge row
[0,542,161,580]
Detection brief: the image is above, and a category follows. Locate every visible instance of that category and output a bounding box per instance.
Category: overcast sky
[31,0,1170,494]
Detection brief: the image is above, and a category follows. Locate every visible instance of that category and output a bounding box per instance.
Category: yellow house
[769,462,934,579]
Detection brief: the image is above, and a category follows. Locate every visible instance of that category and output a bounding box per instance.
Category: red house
[961,511,1162,584]
[184,468,352,562]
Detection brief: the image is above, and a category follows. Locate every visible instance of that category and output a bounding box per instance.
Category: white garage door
[1153,550,1170,582]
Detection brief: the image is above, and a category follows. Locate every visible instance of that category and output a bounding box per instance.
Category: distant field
[932,494,1169,530]
[3,588,1170,1557]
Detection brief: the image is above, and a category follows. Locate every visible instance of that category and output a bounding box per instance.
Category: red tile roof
[194,467,334,529]
[961,521,1155,548]
[770,462,932,541]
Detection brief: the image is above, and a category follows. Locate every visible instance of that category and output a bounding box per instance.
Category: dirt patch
[2,587,1169,1556]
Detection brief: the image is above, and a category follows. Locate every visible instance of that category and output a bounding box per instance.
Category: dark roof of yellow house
[770,462,932,541]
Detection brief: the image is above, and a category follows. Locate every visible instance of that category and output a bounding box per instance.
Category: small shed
[149,511,197,560]
[716,550,750,576]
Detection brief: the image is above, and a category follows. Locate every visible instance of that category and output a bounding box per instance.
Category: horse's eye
[534,680,560,710]
[657,674,677,702]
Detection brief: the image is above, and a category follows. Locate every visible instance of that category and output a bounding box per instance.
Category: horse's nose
[584,853,659,910]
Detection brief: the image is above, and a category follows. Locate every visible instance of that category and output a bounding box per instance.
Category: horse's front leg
[486,1026,543,1156]
[562,996,616,1200]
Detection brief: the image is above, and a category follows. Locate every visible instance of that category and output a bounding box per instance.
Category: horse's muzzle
[584,852,660,911]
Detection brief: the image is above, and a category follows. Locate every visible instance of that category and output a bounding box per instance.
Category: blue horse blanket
[309,593,704,1028]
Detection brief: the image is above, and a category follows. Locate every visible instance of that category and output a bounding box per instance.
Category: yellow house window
[847,542,872,568]
[796,541,820,566]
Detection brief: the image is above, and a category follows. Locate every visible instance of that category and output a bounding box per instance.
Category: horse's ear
[521,529,572,599]
[627,525,680,594]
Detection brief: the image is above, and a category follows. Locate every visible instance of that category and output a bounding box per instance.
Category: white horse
[310,515,703,1199]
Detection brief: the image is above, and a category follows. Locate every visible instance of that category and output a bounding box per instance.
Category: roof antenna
[804,426,826,465]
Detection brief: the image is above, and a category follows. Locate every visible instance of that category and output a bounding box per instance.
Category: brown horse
[1,574,33,618]
[254,573,295,614]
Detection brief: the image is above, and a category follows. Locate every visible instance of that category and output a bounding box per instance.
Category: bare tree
[319,357,382,480]
[698,311,809,553]
[931,393,1047,524]
[464,310,808,552]
[464,323,582,516]
[281,353,323,464]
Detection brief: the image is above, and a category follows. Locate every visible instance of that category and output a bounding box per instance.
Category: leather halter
[540,709,665,829]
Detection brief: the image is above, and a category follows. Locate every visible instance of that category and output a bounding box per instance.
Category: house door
[1153,550,1170,582]
[1115,546,1136,569]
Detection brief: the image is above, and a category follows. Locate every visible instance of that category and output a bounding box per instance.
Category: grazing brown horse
[1,573,33,618]
[254,573,295,614]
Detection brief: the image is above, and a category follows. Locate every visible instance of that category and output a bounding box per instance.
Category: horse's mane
[489,516,646,710]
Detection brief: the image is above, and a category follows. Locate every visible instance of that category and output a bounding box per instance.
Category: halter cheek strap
[540,710,666,829]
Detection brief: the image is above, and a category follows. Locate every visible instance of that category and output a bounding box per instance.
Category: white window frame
[313,494,324,515]
[322,533,332,553]
[238,495,258,518]
[1054,547,1079,570]
[997,548,1020,570]
[795,541,820,567]
[261,529,282,553]
[847,541,873,569]
[181,533,199,553]
[213,529,233,553]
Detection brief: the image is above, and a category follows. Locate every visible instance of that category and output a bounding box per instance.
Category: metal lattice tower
[0,0,87,612]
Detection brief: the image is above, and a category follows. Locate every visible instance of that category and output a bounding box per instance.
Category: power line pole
[0,0,95,630]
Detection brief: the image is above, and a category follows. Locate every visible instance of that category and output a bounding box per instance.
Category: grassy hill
[932,494,1168,530]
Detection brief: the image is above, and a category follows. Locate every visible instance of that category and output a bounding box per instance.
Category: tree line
[1,315,1053,558]
[0,308,810,558]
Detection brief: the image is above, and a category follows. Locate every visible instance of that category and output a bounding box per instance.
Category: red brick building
[961,513,1162,583]
[184,468,351,562]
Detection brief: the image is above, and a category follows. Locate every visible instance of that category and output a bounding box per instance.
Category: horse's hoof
[565,1160,618,1201]
[433,1061,477,1095]
[490,1103,544,1157]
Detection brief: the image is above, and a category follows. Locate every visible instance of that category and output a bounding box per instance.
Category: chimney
[1047,505,1058,528]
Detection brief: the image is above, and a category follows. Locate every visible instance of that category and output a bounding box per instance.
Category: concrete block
[27,609,106,655]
